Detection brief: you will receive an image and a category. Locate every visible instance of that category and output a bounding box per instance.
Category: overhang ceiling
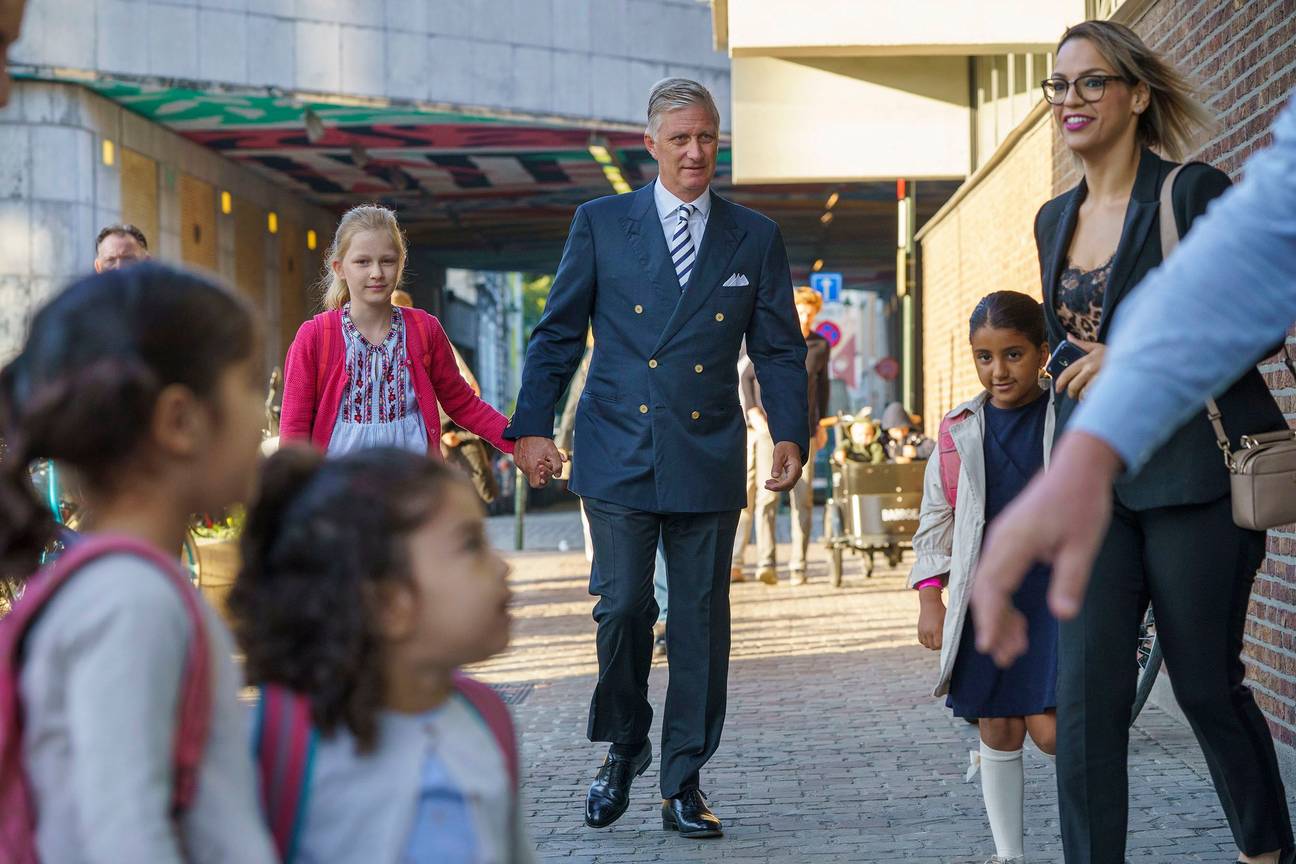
[89,79,960,289]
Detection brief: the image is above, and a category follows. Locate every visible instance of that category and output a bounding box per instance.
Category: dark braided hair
[969,291,1046,346]
[229,446,460,752]
[0,263,255,586]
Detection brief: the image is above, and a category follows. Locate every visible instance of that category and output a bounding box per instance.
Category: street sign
[874,356,900,381]
[810,272,842,302]
[815,320,841,347]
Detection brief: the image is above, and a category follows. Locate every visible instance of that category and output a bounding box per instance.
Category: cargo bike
[819,411,926,586]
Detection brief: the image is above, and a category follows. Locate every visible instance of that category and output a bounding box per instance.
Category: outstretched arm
[423,315,515,454]
[505,207,598,484]
[506,207,597,441]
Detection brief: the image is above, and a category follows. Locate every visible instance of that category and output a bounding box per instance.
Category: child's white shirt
[295,694,536,864]
[20,554,277,864]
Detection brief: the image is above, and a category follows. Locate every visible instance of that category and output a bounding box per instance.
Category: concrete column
[0,82,102,362]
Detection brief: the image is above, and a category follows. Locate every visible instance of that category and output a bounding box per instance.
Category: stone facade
[10,0,731,129]
[0,80,334,369]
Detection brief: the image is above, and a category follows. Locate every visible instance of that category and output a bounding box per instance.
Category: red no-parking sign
[815,321,841,347]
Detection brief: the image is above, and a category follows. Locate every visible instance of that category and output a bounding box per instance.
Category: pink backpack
[937,409,973,507]
[254,672,519,863]
[0,536,212,863]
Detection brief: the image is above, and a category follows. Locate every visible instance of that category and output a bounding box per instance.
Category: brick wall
[919,0,1296,762]
[918,111,1054,424]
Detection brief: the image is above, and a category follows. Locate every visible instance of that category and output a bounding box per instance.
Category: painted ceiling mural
[85,80,960,281]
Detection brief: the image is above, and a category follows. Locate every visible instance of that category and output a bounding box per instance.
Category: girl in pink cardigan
[281,205,514,459]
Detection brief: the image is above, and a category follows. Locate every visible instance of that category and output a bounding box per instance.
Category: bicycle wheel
[181,531,202,588]
[1131,605,1162,724]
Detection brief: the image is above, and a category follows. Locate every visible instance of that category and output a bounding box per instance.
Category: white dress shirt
[653,178,711,258]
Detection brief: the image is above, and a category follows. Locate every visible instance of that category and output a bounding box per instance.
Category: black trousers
[581,497,740,799]
[1058,495,1293,862]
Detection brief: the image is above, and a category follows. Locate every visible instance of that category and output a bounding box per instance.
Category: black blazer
[1035,148,1285,511]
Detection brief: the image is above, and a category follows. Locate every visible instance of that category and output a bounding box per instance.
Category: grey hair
[646,77,720,138]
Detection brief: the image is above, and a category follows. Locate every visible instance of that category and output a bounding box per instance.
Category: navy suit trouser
[581,496,740,799]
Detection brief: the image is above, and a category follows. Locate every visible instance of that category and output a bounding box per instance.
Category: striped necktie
[671,203,696,291]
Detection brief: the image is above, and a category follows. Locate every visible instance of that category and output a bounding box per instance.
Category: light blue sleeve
[1070,90,1296,471]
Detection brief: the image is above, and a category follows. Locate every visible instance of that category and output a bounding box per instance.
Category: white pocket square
[722,273,750,287]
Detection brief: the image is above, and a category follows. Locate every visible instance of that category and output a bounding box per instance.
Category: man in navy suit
[506,78,808,839]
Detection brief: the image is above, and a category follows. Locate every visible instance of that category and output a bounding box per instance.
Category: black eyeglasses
[1040,74,1129,105]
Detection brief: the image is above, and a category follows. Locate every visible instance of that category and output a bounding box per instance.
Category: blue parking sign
[810,272,842,302]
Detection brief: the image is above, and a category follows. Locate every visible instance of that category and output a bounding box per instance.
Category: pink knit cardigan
[280,308,515,457]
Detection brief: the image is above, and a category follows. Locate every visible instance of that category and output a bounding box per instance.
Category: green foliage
[522,274,552,340]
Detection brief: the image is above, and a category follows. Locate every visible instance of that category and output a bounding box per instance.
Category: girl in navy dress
[909,291,1058,864]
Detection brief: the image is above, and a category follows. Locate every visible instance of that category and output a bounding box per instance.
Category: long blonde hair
[1058,20,1214,161]
[320,205,408,311]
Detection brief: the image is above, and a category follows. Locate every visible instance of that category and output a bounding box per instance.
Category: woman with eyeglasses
[1033,20,1293,864]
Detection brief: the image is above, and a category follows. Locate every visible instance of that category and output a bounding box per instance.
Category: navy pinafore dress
[947,393,1058,718]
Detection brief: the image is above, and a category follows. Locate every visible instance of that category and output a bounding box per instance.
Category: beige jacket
[907,390,1055,697]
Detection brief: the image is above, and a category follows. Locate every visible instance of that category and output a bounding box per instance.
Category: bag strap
[1156,164,1291,469]
[253,684,317,864]
[1160,166,1231,464]
[1,535,212,816]
[452,672,519,791]
[405,308,434,373]
[314,313,335,400]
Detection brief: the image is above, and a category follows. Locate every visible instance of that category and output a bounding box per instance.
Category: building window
[971,52,1052,170]
[1087,0,1127,19]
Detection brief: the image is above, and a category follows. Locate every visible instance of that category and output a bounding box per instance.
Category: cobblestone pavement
[478,508,1288,863]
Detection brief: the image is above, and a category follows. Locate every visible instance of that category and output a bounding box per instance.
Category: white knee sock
[979,741,1025,859]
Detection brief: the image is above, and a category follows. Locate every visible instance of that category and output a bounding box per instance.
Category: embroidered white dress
[327,304,429,457]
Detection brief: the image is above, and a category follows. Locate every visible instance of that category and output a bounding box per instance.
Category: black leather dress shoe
[584,741,651,829]
[661,788,723,838]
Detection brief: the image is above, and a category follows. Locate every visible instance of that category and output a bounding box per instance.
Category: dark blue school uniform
[947,393,1058,719]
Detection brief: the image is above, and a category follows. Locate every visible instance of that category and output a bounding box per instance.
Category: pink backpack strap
[937,410,972,508]
[0,535,211,862]
[252,684,316,864]
[404,308,435,375]
[313,311,339,399]
[453,672,519,791]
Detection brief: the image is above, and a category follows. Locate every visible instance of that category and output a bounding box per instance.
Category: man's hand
[765,441,803,492]
[917,586,946,651]
[1055,338,1105,401]
[514,435,565,489]
[971,432,1121,667]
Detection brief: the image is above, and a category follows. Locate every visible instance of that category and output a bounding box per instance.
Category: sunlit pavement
[480,507,1264,863]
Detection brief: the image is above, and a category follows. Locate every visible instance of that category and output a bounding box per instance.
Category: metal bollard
[514,468,527,551]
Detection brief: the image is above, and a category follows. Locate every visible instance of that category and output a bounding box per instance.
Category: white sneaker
[983,857,1025,863]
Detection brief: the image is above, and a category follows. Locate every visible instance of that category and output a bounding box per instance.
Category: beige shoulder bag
[1160,164,1296,530]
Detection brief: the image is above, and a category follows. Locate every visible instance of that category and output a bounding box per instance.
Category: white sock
[979,741,1025,860]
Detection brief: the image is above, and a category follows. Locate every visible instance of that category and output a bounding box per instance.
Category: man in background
[93,224,150,272]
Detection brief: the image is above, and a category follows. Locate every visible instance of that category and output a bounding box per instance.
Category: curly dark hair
[0,263,255,585]
[228,446,459,752]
